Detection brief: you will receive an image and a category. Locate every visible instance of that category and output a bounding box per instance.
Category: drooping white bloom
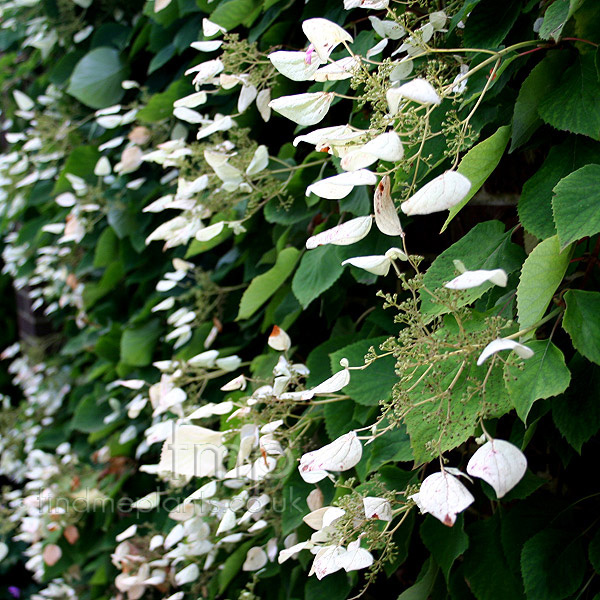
[410,471,474,526]
[306,215,373,249]
[268,50,321,81]
[278,540,314,563]
[374,175,403,236]
[444,267,507,290]
[390,60,414,82]
[302,18,353,62]
[203,18,227,37]
[336,540,374,572]
[94,156,111,176]
[187,401,234,419]
[269,92,334,126]
[299,431,362,483]
[387,79,441,114]
[220,374,246,391]
[175,563,200,585]
[477,338,534,366]
[369,16,405,39]
[195,222,225,242]
[313,57,360,82]
[116,524,137,542]
[256,89,271,122]
[401,171,471,216]
[243,547,268,571]
[363,496,392,521]
[13,90,35,111]
[238,84,258,113]
[293,125,367,152]
[190,40,223,52]
[204,149,243,190]
[366,38,388,58]
[344,0,389,8]
[309,545,345,579]
[268,325,291,351]
[430,11,447,31]
[467,439,527,498]
[341,247,407,276]
[246,145,269,176]
[306,169,378,200]
[159,425,226,477]
[341,131,404,171]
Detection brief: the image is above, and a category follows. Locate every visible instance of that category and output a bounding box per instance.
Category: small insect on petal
[444,268,507,290]
[477,338,534,366]
[374,175,403,236]
[410,471,474,526]
[306,215,373,249]
[401,171,471,216]
[467,439,527,498]
[268,325,291,351]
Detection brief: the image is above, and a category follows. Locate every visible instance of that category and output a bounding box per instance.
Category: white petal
[310,545,345,579]
[412,471,474,526]
[268,325,291,351]
[269,50,321,81]
[306,215,373,249]
[196,222,225,242]
[313,57,359,82]
[238,84,258,113]
[368,16,405,40]
[387,78,441,114]
[303,507,329,530]
[366,38,388,58]
[269,92,334,126]
[444,268,507,290]
[476,338,534,366]
[203,18,226,37]
[175,563,199,585]
[94,156,111,176]
[116,524,137,542]
[174,91,208,108]
[256,89,271,122]
[246,145,269,176]
[390,60,414,82]
[322,506,346,527]
[374,174,403,236]
[311,368,350,395]
[336,541,374,572]
[243,547,268,571]
[467,439,527,498]
[401,171,471,216]
[278,541,312,563]
[13,90,35,111]
[190,40,223,52]
[363,496,392,521]
[342,255,392,276]
[299,431,362,482]
[306,169,377,200]
[220,374,246,391]
[302,18,353,62]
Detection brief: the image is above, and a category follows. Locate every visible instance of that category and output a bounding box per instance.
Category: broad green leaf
[356,425,413,480]
[463,0,521,48]
[463,516,525,600]
[420,515,469,580]
[66,47,128,109]
[397,559,438,600]
[53,145,100,194]
[292,245,344,309]
[505,339,571,422]
[562,289,600,364]
[552,354,600,453]
[324,399,361,440]
[218,539,255,594]
[210,0,262,30]
[539,0,584,41]
[137,79,193,123]
[516,235,570,330]
[94,228,119,268]
[552,164,600,249]
[510,52,570,152]
[521,529,586,600]
[281,470,315,536]
[442,126,511,231]
[237,247,300,320]
[120,319,162,366]
[538,52,600,139]
[329,337,396,406]
[422,221,524,316]
[518,136,600,239]
[72,395,112,433]
[83,261,125,309]
[304,571,351,600]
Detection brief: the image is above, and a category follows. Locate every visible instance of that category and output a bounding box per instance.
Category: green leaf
[329,337,396,406]
[510,52,570,151]
[137,78,192,123]
[397,559,439,600]
[538,52,600,139]
[422,221,524,316]
[420,515,469,580]
[66,47,128,109]
[442,126,511,231]
[292,245,344,309]
[552,354,600,453]
[148,42,175,74]
[539,0,584,41]
[281,470,315,536]
[237,247,300,320]
[94,228,119,268]
[463,516,525,600]
[72,396,112,433]
[210,0,262,30]
[516,235,570,330]
[83,261,125,309]
[463,0,521,48]
[505,339,571,422]
[521,529,586,600]
[518,136,600,239]
[563,290,600,364]
[552,164,600,249]
[120,320,162,367]
[218,539,255,594]
[304,571,351,600]
[324,399,361,440]
[53,145,101,194]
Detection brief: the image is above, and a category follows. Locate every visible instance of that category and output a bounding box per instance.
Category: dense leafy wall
[0,0,600,599]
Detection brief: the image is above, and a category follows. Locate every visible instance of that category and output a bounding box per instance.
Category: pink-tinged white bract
[299,431,362,483]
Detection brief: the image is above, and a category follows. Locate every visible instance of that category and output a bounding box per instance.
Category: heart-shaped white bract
[477,338,534,366]
[302,18,353,62]
[363,496,392,521]
[374,175,403,236]
[410,471,474,526]
[401,171,471,216]
[387,78,441,114]
[444,268,507,290]
[306,215,373,249]
[269,92,334,126]
[313,57,360,82]
[309,545,345,579]
[299,431,362,483]
[467,439,527,498]
[341,131,404,171]
[341,248,407,276]
[268,50,321,81]
[243,547,268,571]
[306,169,378,200]
[344,0,389,8]
[268,325,291,351]
[336,540,374,572]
